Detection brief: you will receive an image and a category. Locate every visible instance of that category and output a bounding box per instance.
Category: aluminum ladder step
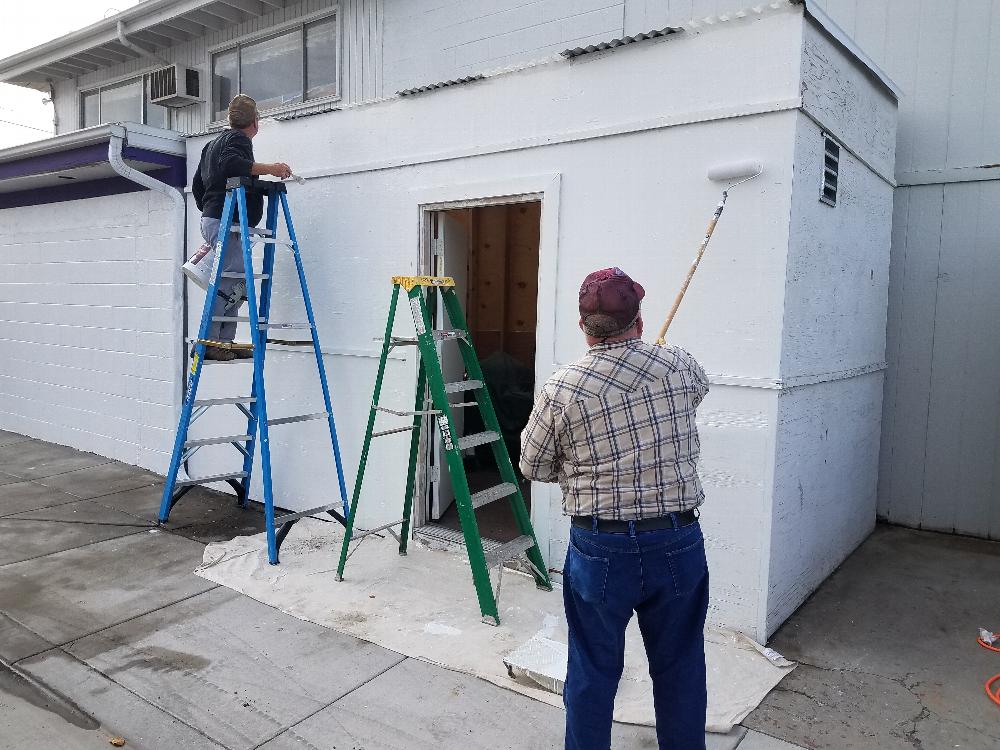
[484,535,535,569]
[193,396,256,407]
[470,482,518,509]
[267,411,329,427]
[259,322,313,330]
[222,272,270,279]
[184,434,253,448]
[444,379,483,394]
[458,431,500,450]
[176,471,248,487]
[229,226,273,237]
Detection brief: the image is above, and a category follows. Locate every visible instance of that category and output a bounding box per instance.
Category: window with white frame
[211,14,338,122]
[80,74,170,129]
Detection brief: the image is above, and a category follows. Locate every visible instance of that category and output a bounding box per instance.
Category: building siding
[0,191,181,471]
[812,0,1000,539]
[52,0,368,135]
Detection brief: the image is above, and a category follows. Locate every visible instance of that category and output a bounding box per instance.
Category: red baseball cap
[579,267,646,338]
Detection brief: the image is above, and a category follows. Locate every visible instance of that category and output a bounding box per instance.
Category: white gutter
[116,21,168,66]
[108,124,188,468]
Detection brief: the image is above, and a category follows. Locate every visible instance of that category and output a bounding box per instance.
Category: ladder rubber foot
[269,559,279,566]
[537,584,554,592]
[481,615,500,627]
[335,574,344,582]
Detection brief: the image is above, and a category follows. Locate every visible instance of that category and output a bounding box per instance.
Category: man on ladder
[191,94,294,360]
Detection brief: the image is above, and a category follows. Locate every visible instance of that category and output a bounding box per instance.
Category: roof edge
[0,0,211,85]
[798,0,902,100]
[0,122,185,166]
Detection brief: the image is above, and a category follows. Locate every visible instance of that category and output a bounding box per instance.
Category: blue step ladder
[158,176,349,564]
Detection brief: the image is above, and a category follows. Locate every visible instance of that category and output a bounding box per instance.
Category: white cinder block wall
[765,21,897,633]
[180,5,896,639]
[0,192,181,471]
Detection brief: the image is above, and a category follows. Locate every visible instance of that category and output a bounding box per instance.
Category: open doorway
[421,200,541,543]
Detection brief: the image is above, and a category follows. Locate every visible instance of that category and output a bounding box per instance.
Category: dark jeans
[563,518,709,750]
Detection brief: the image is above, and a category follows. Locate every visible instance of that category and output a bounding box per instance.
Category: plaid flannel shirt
[519,338,709,519]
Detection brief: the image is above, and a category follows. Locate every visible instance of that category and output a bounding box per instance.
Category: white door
[430,211,470,519]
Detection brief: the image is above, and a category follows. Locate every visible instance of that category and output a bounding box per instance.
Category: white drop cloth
[194,518,793,732]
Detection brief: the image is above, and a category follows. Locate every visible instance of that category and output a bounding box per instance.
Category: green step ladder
[336,275,552,626]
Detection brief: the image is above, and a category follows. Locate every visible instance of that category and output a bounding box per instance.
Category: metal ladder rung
[484,535,535,569]
[274,502,346,526]
[259,323,313,330]
[471,482,518,510]
[458,431,500,450]
[254,238,295,247]
[373,425,415,438]
[176,471,248,487]
[444,379,483,394]
[433,329,468,341]
[212,316,264,323]
[351,519,406,541]
[222,272,270,279]
[268,411,329,427]
[184,434,253,448]
[193,396,256,407]
[229,226,273,237]
[376,406,440,417]
[381,336,418,347]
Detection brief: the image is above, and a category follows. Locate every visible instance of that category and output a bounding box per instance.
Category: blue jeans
[563,518,709,750]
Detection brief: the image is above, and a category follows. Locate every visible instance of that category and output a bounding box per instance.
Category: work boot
[204,345,237,362]
[234,346,255,359]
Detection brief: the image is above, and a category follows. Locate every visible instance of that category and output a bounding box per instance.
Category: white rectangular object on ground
[195,519,794,732]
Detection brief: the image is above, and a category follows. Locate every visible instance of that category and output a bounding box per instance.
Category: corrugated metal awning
[0,0,282,90]
[560,28,680,59]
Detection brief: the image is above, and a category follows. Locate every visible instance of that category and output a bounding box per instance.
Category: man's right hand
[269,162,293,179]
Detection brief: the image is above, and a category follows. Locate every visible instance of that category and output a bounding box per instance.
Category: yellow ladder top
[391,275,456,292]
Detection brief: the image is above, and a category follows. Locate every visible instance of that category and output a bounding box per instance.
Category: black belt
[572,509,698,533]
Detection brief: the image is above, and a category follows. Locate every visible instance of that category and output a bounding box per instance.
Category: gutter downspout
[108,124,187,476]
[116,21,168,65]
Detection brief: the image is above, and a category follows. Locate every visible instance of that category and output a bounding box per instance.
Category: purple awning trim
[0,166,182,209]
[0,141,185,209]
[0,143,110,181]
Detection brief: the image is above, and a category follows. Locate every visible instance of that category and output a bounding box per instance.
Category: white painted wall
[0,191,181,471]
[811,0,1000,540]
[178,4,897,640]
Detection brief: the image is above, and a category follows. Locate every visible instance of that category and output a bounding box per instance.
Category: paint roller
[654,159,763,345]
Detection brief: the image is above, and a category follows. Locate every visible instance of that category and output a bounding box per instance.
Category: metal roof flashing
[797,0,902,100]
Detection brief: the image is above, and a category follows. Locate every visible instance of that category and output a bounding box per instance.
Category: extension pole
[654,193,728,345]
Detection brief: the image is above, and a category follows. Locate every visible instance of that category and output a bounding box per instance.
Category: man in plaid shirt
[521,267,710,750]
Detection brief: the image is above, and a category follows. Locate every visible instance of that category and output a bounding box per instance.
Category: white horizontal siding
[53,0,369,136]
[811,0,1000,174]
[810,1,1000,540]
[0,192,180,471]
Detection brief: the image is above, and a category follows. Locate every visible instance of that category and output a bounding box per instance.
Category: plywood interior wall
[465,202,541,370]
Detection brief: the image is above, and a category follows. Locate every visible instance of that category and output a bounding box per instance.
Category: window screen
[212,49,238,122]
[306,17,338,100]
[81,91,99,128]
[99,79,143,124]
[211,13,339,121]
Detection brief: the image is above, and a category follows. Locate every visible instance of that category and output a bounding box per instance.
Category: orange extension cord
[979,631,1000,707]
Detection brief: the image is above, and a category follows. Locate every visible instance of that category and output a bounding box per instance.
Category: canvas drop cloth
[195,518,794,732]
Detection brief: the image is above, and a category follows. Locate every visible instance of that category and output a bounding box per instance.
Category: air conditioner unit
[149,65,203,107]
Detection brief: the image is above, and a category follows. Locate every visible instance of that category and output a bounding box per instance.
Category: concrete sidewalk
[5,428,942,750]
